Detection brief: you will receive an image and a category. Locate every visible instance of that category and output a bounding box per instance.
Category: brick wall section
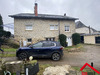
[14,18,75,43]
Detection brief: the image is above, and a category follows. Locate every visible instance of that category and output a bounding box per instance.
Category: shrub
[59,34,67,47]
[72,33,81,45]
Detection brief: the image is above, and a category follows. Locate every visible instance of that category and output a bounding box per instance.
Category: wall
[14,18,75,45]
[84,36,95,44]
[76,27,94,34]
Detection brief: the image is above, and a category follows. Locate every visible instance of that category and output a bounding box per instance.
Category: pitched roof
[9,13,78,20]
[75,21,98,32]
[75,21,87,28]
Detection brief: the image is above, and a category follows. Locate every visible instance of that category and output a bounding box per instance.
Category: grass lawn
[64,44,84,51]
[0,48,16,58]
[0,53,16,57]
[2,48,17,52]
[72,66,99,75]
[37,64,51,75]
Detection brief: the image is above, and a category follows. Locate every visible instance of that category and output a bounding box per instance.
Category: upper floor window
[25,25,32,30]
[65,26,70,32]
[50,25,58,30]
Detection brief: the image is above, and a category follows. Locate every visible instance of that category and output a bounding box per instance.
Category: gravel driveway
[37,44,100,69]
[1,45,100,69]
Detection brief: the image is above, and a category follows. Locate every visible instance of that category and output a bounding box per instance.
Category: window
[50,25,55,30]
[33,42,43,48]
[43,42,55,47]
[55,25,58,30]
[65,26,70,31]
[46,37,55,41]
[50,25,58,30]
[27,38,32,42]
[26,25,32,30]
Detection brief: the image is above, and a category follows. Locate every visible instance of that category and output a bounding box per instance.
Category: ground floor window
[46,37,55,41]
[27,38,32,42]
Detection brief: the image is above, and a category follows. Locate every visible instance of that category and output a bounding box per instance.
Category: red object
[82,72,87,75]
[80,63,100,74]
[60,47,63,50]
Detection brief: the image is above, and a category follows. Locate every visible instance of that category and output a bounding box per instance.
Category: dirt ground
[1,44,100,69]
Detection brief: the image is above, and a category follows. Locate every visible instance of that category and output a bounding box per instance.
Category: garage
[95,37,100,44]
[83,33,100,44]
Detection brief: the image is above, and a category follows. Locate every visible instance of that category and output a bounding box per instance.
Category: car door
[30,42,43,57]
[38,42,56,57]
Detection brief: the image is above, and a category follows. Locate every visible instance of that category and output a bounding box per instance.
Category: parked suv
[16,41,63,61]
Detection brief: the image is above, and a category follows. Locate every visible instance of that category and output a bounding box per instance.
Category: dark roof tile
[9,13,78,20]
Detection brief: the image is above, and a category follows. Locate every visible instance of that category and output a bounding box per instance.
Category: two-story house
[9,3,77,46]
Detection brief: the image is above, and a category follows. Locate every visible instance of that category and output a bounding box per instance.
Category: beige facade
[76,27,94,34]
[84,36,95,44]
[84,35,100,44]
[14,18,75,44]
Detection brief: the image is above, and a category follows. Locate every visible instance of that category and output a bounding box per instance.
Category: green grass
[1,48,17,52]
[37,64,51,75]
[0,54,16,57]
[64,44,83,51]
[72,67,100,75]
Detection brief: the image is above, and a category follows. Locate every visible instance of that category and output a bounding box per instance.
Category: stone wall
[14,18,75,44]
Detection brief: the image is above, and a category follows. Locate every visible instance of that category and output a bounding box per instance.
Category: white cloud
[0,0,100,31]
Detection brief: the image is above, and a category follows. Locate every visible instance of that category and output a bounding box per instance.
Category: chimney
[64,13,66,16]
[34,3,38,16]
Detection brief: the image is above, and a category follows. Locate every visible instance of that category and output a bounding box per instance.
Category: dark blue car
[16,41,63,61]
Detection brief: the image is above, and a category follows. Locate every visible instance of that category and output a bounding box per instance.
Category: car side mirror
[29,45,33,48]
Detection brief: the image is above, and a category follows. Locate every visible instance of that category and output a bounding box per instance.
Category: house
[75,21,98,34]
[75,21,100,43]
[80,63,100,75]
[9,3,77,46]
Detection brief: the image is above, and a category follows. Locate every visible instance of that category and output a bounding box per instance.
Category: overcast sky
[0,0,100,32]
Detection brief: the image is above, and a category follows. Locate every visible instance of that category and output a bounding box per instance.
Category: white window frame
[65,25,70,32]
[25,24,33,30]
[50,25,55,30]
[50,25,58,30]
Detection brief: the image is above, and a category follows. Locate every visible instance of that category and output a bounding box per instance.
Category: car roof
[40,40,59,43]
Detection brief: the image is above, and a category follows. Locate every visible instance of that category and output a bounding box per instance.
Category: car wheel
[18,52,28,60]
[52,53,61,61]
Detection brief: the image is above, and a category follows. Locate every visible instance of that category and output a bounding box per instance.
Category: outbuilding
[83,33,100,44]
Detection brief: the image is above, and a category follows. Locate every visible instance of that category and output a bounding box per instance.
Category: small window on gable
[65,26,70,32]
[27,38,32,42]
[26,25,32,30]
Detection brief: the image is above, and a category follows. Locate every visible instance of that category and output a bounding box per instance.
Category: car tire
[18,52,28,60]
[52,53,61,61]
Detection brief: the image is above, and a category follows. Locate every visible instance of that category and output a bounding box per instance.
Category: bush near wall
[59,34,67,47]
[72,33,81,45]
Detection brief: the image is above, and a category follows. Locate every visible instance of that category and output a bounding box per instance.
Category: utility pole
[89,26,91,34]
